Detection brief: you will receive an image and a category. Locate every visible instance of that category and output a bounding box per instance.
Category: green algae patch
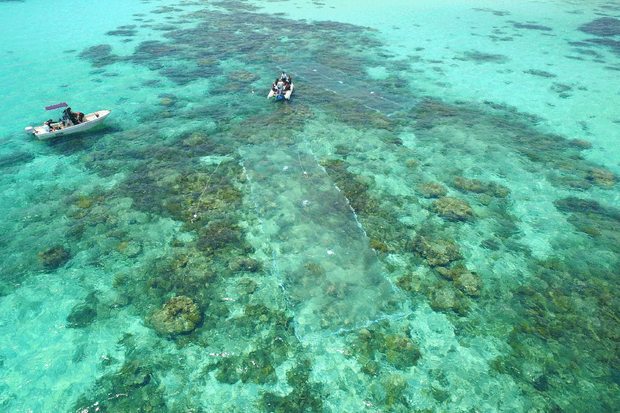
[76,195,94,209]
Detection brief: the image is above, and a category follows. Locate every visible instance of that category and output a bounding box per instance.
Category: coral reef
[348,325,421,375]
[72,334,167,412]
[259,359,325,413]
[489,256,620,412]
[58,3,620,412]
[416,181,448,198]
[38,245,71,270]
[453,176,510,197]
[66,293,98,328]
[379,373,410,408]
[587,168,615,186]
[430,285,462,312]
[436,266,483,297]
[411,236,462,266]
[579,17,620,37]
[320,159,378,214]
[570,138,592,149]
[554,196,620,245]
[78,44,121,67]
[149,296,201,335]
[431,196,475,221]
[228,69,260,83]
[214,348,277,385]
[229,257,260,272]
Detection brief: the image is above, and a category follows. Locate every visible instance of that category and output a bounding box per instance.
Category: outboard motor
[25,126,35,135]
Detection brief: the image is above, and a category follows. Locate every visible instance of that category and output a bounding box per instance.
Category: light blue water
[1,0,620,412]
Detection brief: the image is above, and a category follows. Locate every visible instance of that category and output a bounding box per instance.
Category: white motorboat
[25,103,111,140]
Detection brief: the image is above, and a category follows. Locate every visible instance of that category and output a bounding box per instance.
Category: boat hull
[267,84,294,100]
[27,110,111,140]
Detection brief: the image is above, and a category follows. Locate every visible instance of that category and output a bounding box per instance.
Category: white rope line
[190,160,223,223]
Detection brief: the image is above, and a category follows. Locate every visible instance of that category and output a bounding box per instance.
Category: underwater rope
[297,143,308,177]
[238,141,412,340]
[190,159,224,223]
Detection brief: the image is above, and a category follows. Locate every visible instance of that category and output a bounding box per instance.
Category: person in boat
[280,72,290,83]
[62,108,74,125]
[62,107,84,125]
[272,78,285,97]
[74,111,85,124]
[283,77,292,92]
[44,119,55,132]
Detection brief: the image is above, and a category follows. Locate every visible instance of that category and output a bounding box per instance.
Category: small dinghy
[25,102,111,140]
[268,72,294,101]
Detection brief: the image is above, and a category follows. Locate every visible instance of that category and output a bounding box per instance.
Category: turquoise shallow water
[1,0,620,412]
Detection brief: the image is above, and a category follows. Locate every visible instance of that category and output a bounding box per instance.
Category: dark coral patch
[585,38,620,56]
[579,17,620,37]
[107,29,137,37]
[67,302,97,328]
[509,21,553,31]
[38,245,71,270]
[458,50,510,63]
[524,69,557,78]
[78,44,121,67]
[554,197,620,219]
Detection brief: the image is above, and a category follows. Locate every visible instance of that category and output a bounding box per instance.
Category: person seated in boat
[273,79,285,96]
[44,119,55,132]
[283,77,292,91]
[74,111,85,124]
[280,72,290,83]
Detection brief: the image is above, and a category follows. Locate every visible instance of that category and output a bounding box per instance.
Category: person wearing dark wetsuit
[63,107,84,125]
